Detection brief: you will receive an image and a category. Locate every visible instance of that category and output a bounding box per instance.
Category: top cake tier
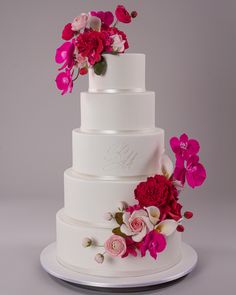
[88,54,145,92]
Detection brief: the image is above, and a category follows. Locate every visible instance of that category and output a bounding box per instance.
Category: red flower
[101,26,129,52]
[134,175,182,221]
[76,31,104,65]
[62,23,74,40]
[115,5,131,23]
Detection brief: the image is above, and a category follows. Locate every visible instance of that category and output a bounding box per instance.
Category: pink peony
[170,133,200,160]
[115,5,131,23]
[55,69,73,95]
[71,13,88,31]
[55,41,75,70]
[139,230,166,259]
[104,235,127,257]
[90,11,114,26]
[174,155,206,188]
[62,23,74,40]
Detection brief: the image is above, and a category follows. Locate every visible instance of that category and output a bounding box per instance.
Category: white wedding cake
[56,53,182,277]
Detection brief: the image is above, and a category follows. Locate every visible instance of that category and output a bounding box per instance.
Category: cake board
[40,242,197,289]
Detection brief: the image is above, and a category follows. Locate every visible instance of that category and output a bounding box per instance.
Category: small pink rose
[104,235,127,257]
[71,13,88,31]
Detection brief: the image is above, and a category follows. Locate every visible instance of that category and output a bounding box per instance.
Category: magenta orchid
[55,69,73,95]
[174,155,206,188]
[55,42,75,71]
[170,133,206,188]
[140,230,166,259]
[170,133,200,160]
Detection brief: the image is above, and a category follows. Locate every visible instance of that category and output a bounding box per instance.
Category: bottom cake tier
[56,209,182,277]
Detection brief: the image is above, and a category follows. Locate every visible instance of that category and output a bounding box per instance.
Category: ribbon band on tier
[88,88,145,93]
[79,128,157,134]
[71,170,149,181]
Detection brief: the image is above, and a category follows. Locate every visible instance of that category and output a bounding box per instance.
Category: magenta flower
[90,11,114,26]
[174,155,206,188]
[170,133,200,160]
[139,230,166,259]
[55,69,73,95]
[55,42,75,71]
[121,237,137,258]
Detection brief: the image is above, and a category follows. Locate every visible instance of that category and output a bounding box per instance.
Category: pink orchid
[174,155,206,188]
[170,133,200,160]
[139,230,166,259]
[55,42,75,70]
[55,69,73,95]
[90,11,114,26]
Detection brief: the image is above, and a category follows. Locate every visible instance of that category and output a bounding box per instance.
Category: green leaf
[112,227,127,238]
[115,212,123,225]
[93,57,107,75]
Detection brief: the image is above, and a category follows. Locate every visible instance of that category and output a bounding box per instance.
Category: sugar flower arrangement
[55,5,137,95]
[82,134,206,263]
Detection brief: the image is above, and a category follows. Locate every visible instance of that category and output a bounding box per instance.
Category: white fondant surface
[72,128,164,177]
[56,209,182,278]
[80,91,155,131]
[64,168,146,225]
[88,54,145,92]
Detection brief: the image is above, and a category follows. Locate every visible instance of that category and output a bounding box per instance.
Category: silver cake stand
[40,242,197,289]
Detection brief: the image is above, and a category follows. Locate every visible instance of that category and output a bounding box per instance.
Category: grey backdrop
[1,0,236,294]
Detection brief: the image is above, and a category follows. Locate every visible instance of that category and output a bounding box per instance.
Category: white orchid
[155,219,178,236]
[161,154,174,179]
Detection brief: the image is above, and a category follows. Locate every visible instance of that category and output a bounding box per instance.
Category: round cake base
[40,242,197,289]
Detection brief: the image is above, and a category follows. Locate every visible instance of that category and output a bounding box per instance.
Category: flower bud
[131,11,138,18]
[82,237,92,247]
[176,225,185,232]
[95,253,104,264]
[79,67,88,75]
[118,201,127,211]
[184,211,193,219]
[104,212,113,221]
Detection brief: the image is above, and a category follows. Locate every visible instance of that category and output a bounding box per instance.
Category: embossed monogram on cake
[103,143,138,171]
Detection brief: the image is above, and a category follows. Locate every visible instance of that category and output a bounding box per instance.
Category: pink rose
[120,209,153,242]
[104,235,127,257]
[71,13,88,31]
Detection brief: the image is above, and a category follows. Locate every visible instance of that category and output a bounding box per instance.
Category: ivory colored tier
[80,91,155,131]
[56,209,182,277]
[88,54,145,92]
[72,128,164,177]
[64,168,147,226]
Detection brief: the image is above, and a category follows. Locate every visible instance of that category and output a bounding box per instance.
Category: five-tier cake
[51,5,206,281]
